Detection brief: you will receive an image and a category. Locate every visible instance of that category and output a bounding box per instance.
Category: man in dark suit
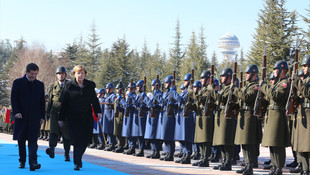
[11,63,45,171]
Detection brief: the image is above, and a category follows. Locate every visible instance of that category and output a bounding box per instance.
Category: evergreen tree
[247,0,299,72]
[301,5,310,55]
[198,26,210,72]
[211,51,220,79]
[0,39,13,106]
[168,19,185,83]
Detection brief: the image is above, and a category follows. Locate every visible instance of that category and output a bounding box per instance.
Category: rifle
[253,46,267,118]
[204,62,214,117]
[286,38,300,116]
[143,70,146,93]
[184,62,194,117]
[225,54,238,118]
[151,69,160,118]
[125,78,133,117]
[114,77,123,118]
[167,64,176,116]
[240,62,243,89]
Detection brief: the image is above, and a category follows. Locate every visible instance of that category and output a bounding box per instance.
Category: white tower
[218,32,240,61]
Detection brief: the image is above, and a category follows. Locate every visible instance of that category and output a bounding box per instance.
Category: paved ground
[0,133,297,174]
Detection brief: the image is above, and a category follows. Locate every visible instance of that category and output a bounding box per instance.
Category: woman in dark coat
[58,65,101,171]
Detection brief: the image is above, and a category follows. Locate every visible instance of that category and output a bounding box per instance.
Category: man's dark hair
[26,63,39,72]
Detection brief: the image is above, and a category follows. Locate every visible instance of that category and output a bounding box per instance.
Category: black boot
[300,170,309,175]
[273,168,282,175]
[163,153,174,161]
[192,159,203,166]
[113,146,124,153]
[104,145,115,151]
[134,150,144,157]
[150,151,160,159]
[287,160,298,168]
[38,131,44,140]
[124,148,135,155]
[219,162,232,171]
[198,159,209,167]
[180,154,191,164]
[243,164,253,175]
[174,150,183,158]
[146,150,155,158]
[45,131,49,141]
[89,134,98,148]
[236,166,247,174]
[175,154,185,163]
[290,163,302,173]
[213,163,225,170]
[268,166,276,175]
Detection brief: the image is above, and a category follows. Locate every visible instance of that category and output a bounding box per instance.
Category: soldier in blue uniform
[174,73,195,164]
[145,79,162,159]
[122,82,137,155]
[102,83,116,151]
[96,88,106,150]
[131,80,148,157]
[158,75,180,161]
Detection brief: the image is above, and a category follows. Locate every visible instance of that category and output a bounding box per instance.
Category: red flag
[5,109,11,123]
[91,106,98,122]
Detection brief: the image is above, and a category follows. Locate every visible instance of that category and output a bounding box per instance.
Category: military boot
[300,170,309,175]
[146,150,155,158]
[38,131,44,140]
[273,168,282,175]
[113,146,124,153]
[104,145,115,151]
[192,159,203,166]
[124,148,135,155]
[45,131,49,141]
[134,150,144,157]
[286,160,298,168]
[290,163,302,173]
[236,166,247,174]
[213,163,225,170]
[175,154,186,163]
[198,159,209,167]
[268,166,276,175]
[45,147,55,158]
[96,143,105,150]
[243,164,253,175]
[219,162,232,171]
[180,154,191,164]
[163,153,174,161]
[150,151,160,159]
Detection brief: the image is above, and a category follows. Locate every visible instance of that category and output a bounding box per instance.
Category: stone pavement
[0,133,296,174]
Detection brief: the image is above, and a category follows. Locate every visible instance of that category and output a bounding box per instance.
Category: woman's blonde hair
[72,65,87,75]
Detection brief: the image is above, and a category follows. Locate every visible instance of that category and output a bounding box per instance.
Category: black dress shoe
[264,164,272,169]
[114,147,124,153]
[180,156,191,164]
[286,160,298,168]
[213,163,224,170]
[65,155,70,162]
[134,151,144,157]
[30,163,41,171]
[198,160,209,167]
[46,148,55,158]
[74,165,80,171]
[264,159,271,165]
[150,152,160,159]
[236,167,246,174]
[290,163,302,173]
[268,166,276,175]
[19,162,25,168]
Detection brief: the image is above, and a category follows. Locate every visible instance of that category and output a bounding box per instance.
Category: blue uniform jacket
[122,92,137,137]
[102,93,116,134]
[131,91,148,137]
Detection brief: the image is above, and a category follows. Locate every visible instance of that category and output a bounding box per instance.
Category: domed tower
[218,32,240,61]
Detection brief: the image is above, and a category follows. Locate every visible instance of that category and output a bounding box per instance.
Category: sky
[0,0,308,63]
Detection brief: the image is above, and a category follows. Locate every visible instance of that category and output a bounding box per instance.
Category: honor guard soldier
[260,60,291,175]
[191,70,214,167]
[96,88,106,150]
[102,83,116,151]
[233,64,260,175]
[158,75,180,161]
[131,80,148,157]
[174,73,195,164]
[89,89,102,149]
[292,55,310,175]
[122,82,137,155]
[113,82,126,153]
[144,79,162,159]
[209,68,237,171]
[46,66,71,161]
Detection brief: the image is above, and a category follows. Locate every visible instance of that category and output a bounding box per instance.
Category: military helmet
[273,60,289,70]
[136,80,144,87]
[180,83,185,90]
[151,79,161,86]
[183,73,192,81]
[214,79,219,87]
[99,88,105,95]
[127,82,136,89]
[165,75,173,83]
[200,70,211,79]
[245,64,259,74]
[106,83,114,89]
[220,68,233,77]
[115,83,124,90]
[193,81,202,89]
[298,68,304,77]
[301,55,310,66]
[56,66,66,74]
[269,73,276,80]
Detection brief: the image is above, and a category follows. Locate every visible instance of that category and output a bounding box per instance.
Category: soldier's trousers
[150,139,161,151]
[49,133,70,156]
[135,136,145,150]
[164,140,175,154]
[107,134,116,145]
[241,144,256,165]
[199,142,211,160]
[116,135,125,147]
[300,152,310,171]
[128,137,135,149]
[269,146,286,169]
[220,145,234,164]
[193,143,199,153]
